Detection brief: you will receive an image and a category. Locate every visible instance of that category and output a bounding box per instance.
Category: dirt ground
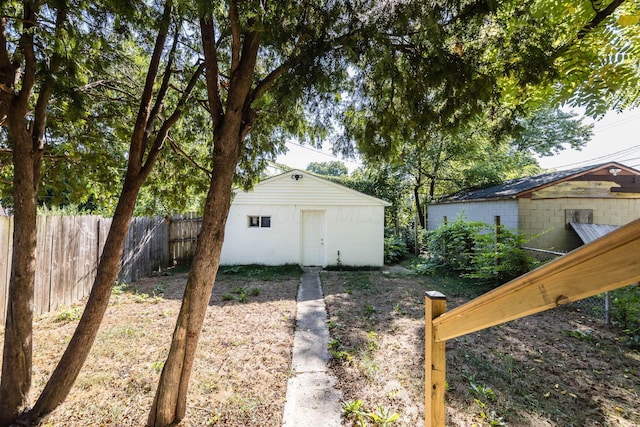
[6,267,299,426]
[1,267,638,426]
[322,271,640,427]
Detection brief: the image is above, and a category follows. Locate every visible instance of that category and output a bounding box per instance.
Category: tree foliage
[0,0,638,425]
[306,160,348,176]
[414,216,537,285]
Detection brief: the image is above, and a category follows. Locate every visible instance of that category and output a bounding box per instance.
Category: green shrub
[384,236,408,264]
[415,217,484,274]
[610,284,640,348]
[414,216,535,285]
[464,227,536,284]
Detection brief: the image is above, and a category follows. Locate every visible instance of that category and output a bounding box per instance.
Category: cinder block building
[427,162,640,252]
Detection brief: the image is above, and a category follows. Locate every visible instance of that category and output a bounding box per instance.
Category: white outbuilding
[219,169,390,267]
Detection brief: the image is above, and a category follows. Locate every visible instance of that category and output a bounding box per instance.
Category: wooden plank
[42,216,56,314]
[48,216,64,311]
[34,215,51,316]
[86,216,99,294]
[531,181,630,199]
[425,292,447,427]
[433,217,640,342]
[0,215,12,323]
[63,216,75,306]
[76,216,93,299]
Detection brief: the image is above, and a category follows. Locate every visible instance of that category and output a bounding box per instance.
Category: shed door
[302,211,325,266]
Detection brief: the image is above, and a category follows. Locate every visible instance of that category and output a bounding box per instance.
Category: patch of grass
[54,306,82,322]
[325,265,382,272]
[111,282,129,295]
[220,264,303,280]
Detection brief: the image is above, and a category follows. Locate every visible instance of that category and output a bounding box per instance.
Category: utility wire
[548,144,640,170]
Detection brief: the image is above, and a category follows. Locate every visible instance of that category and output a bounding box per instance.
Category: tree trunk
[147,132,240,427]
[414,185,425,229]
[0,126,39,426]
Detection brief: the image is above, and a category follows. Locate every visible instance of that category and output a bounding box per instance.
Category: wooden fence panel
[34,215,51,315]
[169,213,201,264]
[119,216,171,283]
[0,216,12,323]
[0,213,191,322]
[76,217,97,301]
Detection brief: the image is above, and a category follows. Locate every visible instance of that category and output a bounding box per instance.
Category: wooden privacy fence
[424,217,640,427]
[0,213,203,323]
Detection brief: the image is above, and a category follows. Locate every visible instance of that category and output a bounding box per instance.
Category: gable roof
[232,169,391,206]
[436,162,640,203]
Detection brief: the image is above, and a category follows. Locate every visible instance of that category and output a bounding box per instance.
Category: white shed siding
[220,170,388,267]
[428,200,519,231]
[232,172,388,206]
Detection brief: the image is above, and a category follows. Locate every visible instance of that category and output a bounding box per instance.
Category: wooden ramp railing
[425,217,640,427]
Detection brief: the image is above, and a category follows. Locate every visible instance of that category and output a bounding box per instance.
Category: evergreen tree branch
[32,3,68,154]
[144,19,181,154]
[129,0,174,169]
[166,135,212,177]
[15,2,38,115]
[230,0,241,75]
[199,7,224,128]
[141,61,206,177]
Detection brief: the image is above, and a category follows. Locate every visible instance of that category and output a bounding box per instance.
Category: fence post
[425,291,447,427]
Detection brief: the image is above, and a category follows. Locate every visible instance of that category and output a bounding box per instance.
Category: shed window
[248,215,271,228]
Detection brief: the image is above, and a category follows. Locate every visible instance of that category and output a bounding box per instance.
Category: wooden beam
[425,291,446,427]
[433,218,640,342]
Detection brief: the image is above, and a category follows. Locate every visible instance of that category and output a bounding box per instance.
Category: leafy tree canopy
[306,161,348,176]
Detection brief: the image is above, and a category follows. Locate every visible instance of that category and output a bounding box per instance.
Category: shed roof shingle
[438,162,636,202]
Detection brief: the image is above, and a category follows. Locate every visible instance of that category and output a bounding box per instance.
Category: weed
[222,294,235,301]
[474,399,507,426]
[367,331,379,352]
[342,400,399,426]
[132,292,162,304]
[55,306,82,322]
[342,399,366,418]
[392,303,406,315]
[151,361,164,372]
[152,283,167,295]
[565,328,595,342]
[364,303,377,316]
[250,287,260,296]
[112,282,128,295]
[369,404,399,425]
[469,381,497,402]
[332,350,353,362]
[328,337,342,351]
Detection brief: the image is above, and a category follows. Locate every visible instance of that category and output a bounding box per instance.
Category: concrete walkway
[282,267,342,427]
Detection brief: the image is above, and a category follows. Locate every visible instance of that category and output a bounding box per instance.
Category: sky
[536,108,640,170]
[276,107,640,173]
